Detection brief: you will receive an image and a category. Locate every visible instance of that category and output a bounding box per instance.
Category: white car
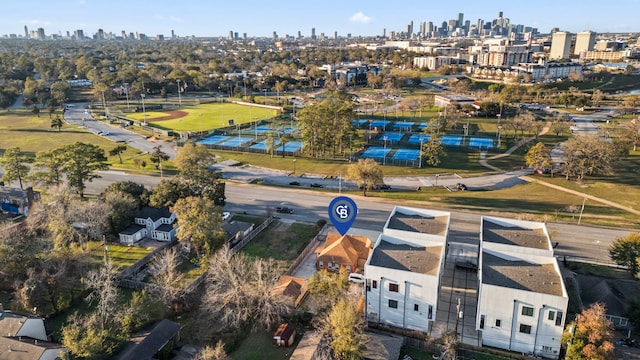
[222,212,231,221]
[348,273,364,283]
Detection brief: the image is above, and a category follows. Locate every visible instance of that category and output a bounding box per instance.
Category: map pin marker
[328,196,358,236]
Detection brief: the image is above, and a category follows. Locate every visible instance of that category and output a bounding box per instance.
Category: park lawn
[126,103,278,132]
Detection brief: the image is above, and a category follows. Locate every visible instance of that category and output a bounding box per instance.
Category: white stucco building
[476,216,568,359]
[364,206,450,332]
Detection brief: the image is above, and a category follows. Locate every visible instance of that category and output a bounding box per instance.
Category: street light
[497,125,503,148]
[349,134,353,162]
[176,79,182,107]
[141,93,147,125]
[419,137,424,168]
[382,135,388,165]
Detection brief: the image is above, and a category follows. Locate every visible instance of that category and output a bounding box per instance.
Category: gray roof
[120,224,146,236]
[387,213,448,236]
[0,337,66,360]
[482,221,549,250]
[481,252,563,296]
[137,207,172,221]
[369,240,442,275]
[113,319,181,360]
[155,223,174,233]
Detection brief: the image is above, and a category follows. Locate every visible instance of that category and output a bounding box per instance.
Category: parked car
[310,183,323,188]
[222,212,231,221]
[348,273,365,283]
[275,206,294,214]
[456,183,468,191]
[289,181,301,186]
[378,184,391,190]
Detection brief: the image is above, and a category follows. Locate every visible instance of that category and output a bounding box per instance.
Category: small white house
[119,207,177,245]
[0,309,68,359]
[364,206,450,333]
[476,216,568,359]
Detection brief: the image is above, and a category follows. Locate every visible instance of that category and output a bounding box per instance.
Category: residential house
[476,216,568,359]
[0,309,68,359]
[225,220,255,248]
[119,207,177,245]
[364,206,450,333]
[315,232,372,274]
[0,186,40,216]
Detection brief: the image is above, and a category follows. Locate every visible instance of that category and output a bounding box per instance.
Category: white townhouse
[119,207,178,245]
[364,206,450,333]
[476,216,568,359]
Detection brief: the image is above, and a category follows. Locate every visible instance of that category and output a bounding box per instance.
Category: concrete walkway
[479,121,551,172]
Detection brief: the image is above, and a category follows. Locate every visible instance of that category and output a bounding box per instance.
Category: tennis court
[380,132,404,144]
[249,140,279,151]
[220,137,253,147]
[278,141,303,153]
[392,122,414,131]
[392,148,420,161]
[350,119,370,128]
[370,120,390,129]
[407,134,431,144]
[441,136,462,146]
[361,146,392,159]
[198,135,230,145]
[418,122,438,131]
[469,138,494,148]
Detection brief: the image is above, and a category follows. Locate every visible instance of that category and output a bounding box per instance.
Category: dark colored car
[310,183,323,188]
[378,184,391,190]
[456,183,468,191]
[289,181,301,186]
[275,206,294,214]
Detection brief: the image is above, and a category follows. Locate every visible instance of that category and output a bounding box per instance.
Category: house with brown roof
[364,206,450,333]
[0,309,67,360]
[315,232,372,274]
[476,216,568,359]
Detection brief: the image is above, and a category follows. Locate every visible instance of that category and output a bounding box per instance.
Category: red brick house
[315,232,372,274]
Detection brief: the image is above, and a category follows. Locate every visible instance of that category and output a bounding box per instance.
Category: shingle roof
[481,252,563,296]
[369,240,442,275]
[137,207,172,221]
[0,337,66,360]
[119,224,146,236]
[113,319,181,360]
[316,233,372,268]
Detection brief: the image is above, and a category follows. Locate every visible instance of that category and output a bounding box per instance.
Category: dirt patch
[147,110,188,122]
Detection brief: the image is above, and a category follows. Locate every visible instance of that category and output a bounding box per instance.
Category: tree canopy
[345,158,384,196]
[0,147,30,189]
[57,142,109,198]
[609,232,640,276]
[561,303,615,360]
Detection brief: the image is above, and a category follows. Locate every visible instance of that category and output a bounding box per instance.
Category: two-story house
[119,207,178,245]
[364,206,450,333]
[0,308,68,359]
[476,216,568,359]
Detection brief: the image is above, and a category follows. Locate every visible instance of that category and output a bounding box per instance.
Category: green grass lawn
[242,222,319,263]
[126,103,278,132]
[85,241,153,271]
[230,329,301,360]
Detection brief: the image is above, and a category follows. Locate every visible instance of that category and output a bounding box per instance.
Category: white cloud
[349,12,374,24]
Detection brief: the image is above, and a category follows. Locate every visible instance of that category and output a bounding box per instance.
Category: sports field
[126,103,278,132]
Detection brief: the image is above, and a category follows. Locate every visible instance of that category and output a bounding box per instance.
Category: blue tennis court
[350,119,369,127]
[198,135,230,145]
[469,138,494,148]
[277,141,303,153]
[380,133,403,143]
[361,146,392,159]
[392,148,420,161]
[254,125,274,134]
[441,136,462,146]
[220,137,253,147]
[370,120,390,129]
[249,140,280,151]
[407,134,431,144]
[392,122,414,131]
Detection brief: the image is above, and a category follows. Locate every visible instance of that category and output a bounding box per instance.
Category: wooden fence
[284,225,327,276]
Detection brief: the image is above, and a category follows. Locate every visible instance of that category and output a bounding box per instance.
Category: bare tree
[147,247,186,308]
[83,257,120,331]
[194,341,229,360]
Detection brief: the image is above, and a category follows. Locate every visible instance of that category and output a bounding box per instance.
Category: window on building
[522,306,534,316]
[542,345,552,353]
[389,283,399,292]
[556,311,563,326]
[389,300,398,309]
[428,305,433,319]
[372,280,377,289]
[319,261,323,268]
[548,311,555,321]
[495,319,501,327]
[414,304,419,311]
[346,265,351,272]
[366,280,371,292]
[519,324,532,334]
[480,315,485,329]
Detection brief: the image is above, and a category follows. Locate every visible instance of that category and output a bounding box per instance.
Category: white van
[348,273,364,283]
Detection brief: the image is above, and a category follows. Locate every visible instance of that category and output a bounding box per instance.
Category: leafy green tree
[149,145,169,170]
[30,147,66,187]
[0,147,30,189]
[525,142,552,171]
[51,114,64,131]
[0,88,18,111]
[173,142,226,206]
[172,196,225,257]
[59,142,109,198]
[551,120,569,136]
[308,269,350,312]
[102,181,149,207]
[561,136,615,182]
[609,232,640,276]
[108,144,128,164]
[345,158,384,197]
[561,303,614,360]
[421,138,447,167]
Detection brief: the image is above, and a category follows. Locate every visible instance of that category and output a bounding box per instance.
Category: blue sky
[4,0,639,38]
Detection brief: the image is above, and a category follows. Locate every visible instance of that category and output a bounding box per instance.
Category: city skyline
[4,0,640,39]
